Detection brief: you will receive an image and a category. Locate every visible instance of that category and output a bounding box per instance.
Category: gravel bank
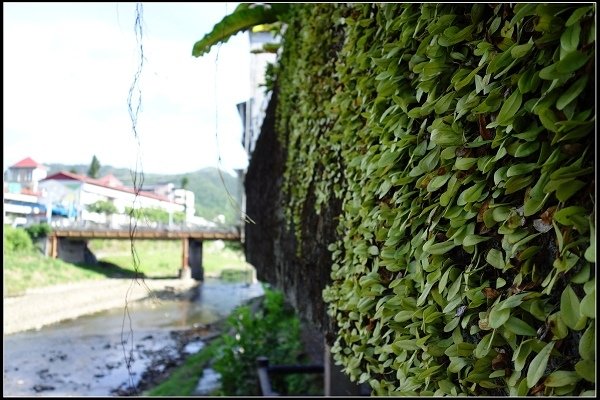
[3,278,199,335]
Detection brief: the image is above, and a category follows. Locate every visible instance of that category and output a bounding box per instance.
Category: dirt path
[3,278,199,335]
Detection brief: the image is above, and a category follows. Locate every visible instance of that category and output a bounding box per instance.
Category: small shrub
[25,222,52,239]
[87,199,117,215]
[3,225,34,252]
[212,287,318,396]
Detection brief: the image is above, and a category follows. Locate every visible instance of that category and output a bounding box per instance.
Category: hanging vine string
[122,2,154,394]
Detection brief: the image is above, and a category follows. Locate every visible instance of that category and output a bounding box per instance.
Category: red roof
[96,173,124,188]
[11,157,46,169]
[41,171,172,202]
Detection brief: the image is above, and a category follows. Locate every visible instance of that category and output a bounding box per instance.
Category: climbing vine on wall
[275,3,595,396]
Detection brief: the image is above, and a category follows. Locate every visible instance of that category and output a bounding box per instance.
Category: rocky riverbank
[3,278,265,396]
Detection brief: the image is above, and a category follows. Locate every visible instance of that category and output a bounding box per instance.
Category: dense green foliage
[212,287,318,396]
[274,3,595,396]
[146,287,320,396]
[24,222,52,239]
[47,164,241,225]
[4,225,34,253]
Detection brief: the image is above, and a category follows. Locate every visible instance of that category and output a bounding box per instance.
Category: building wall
[173,189,195,219]
[4,166,47,192]
[31,167,48,191]
[245,28,278,156]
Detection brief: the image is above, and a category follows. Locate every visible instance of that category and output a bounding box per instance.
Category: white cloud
[3,2,252,175]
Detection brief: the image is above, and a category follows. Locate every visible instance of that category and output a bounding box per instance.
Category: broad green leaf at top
[192,3,291,57]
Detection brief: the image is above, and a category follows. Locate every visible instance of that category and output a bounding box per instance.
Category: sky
[3,2,253,175]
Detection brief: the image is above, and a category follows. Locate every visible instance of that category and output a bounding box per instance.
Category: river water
[3,278,264,396]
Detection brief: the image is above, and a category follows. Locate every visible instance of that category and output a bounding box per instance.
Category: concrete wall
[245,89,340,336]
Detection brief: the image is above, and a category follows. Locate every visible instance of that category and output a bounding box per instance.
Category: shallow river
[3,278,264,396]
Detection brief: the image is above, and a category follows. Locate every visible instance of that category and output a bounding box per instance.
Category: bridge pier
[189,239,204,281]
[179,238,191,279]
[49,235,58,258]
[179,238,203,281]
[179,238,204,281]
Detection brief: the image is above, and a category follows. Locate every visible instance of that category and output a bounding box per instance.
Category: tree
[87,155,101,178]
[87,199,117,227]
[86,200,117,215]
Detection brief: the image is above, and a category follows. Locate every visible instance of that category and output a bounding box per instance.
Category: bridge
[46,226,241,281]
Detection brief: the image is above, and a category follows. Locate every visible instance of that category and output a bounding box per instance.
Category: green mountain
[45,164,243,225]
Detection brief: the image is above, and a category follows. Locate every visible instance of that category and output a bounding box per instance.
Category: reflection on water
[3,278,264,396]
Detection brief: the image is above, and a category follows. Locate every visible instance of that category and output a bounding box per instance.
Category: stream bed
[3,278,264,396]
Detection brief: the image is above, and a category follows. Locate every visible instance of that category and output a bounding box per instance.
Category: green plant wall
[274,3,595,396]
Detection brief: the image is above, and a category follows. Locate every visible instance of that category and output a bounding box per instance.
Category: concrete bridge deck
[50,227,241,240]
[46,227,242,281]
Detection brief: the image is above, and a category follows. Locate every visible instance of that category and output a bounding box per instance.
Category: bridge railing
[46,218,240,234]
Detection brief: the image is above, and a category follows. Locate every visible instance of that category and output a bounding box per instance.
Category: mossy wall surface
[245,3,595,396]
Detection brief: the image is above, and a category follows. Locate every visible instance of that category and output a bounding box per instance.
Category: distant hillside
[46,164,242,225]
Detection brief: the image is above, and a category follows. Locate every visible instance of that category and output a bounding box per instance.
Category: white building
[39,171,184,228]
[4,156,198,228]
[3,157,49,226]
[240,25,279,157]
[173,188,195,221]
[4,157,48,194]
[141,182,196,221]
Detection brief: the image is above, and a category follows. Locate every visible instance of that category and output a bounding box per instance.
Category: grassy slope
[3,251,110,297]
[4,239,252,297]
[89,239,252,278]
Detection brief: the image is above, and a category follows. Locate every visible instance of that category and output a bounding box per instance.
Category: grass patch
[4,238,252,297]
[219,268,254,282]
[203,249,251,279]
[144,338,222,396]
[93,240,183,278]
[3,251,112,297]
[89,239,252,279]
